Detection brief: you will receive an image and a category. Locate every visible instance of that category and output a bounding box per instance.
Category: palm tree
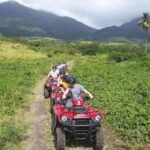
[138,12,150,53]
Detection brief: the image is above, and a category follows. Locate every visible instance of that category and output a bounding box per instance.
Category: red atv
[51,97,104,150]
[50,86,63,113]
[43,77,57,99]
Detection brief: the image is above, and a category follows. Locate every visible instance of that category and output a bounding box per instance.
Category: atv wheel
[55,127,65,150]
[92,128,104,150]
[44,88,49,99]
[50,98,54,113]
[51,114,55,135]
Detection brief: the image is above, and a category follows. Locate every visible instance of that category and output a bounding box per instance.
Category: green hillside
[0,1,95,40]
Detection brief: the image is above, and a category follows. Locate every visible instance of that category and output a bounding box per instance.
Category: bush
[67,49,76,55]
[30,41,41,47]
[0,123,25,148]
[53,49,63,54]
[78,43,98,55]
[47,53,53,58]
[109,51,145,62]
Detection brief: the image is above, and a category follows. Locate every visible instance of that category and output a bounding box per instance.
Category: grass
[0,41,46,60]
[0,37,150,149]
[70,54,150,148]
[0,40,73,149]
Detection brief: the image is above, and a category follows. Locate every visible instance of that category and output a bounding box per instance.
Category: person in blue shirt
[63,76,93,108]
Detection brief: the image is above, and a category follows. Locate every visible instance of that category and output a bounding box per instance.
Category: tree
[78,43,99,55]
[138,12,150,53]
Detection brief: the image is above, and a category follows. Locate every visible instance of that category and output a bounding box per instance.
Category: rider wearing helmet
[53,65,58,70]
[58,74,69,93]
[63,76,93,108]
[57,67,68,83]
[59,68,66,76]
[47,64,59,78]
[61,62,68,72]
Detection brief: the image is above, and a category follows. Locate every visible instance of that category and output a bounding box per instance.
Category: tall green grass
[70,54,150,146]
[0,40,73,149]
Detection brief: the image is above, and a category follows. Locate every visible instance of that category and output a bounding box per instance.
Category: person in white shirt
[47,65,59,78]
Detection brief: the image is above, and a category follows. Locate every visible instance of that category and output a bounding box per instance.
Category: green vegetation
[7,37,77,56]
[70,53,150,147]
[0,37,150,149]
[0,39,72,149]
[78,42,99,55]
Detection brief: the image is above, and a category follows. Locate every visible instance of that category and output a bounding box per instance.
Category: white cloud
[0,0,150,29]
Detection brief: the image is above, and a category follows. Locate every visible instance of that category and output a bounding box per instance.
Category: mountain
[0,1,149,41]
[93,18,150,41]
[0,1,96,40]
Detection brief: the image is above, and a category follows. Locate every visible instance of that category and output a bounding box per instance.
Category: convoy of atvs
[44,62,104,150]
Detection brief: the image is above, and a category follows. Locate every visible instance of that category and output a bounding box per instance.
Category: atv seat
[74,106,87,114]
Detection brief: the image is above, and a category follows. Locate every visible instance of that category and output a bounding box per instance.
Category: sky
[0,0,150,29]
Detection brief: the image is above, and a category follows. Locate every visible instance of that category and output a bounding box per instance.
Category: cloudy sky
[0,0,150,29]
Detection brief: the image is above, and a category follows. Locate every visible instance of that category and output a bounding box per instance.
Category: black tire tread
[56,127,65,150]
[93,128,104,150]
[51,114,55,135]
[44,88,49,99]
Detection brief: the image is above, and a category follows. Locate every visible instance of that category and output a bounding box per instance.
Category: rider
[58,74,69,93]
[57,68,69,91]
[47,65,59,78]
[61,62,68,72]
[63,76,93,108]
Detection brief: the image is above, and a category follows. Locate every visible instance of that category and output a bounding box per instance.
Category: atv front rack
[61,118,100,140]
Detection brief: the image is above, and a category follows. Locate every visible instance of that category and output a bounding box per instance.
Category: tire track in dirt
[23,79,55,150]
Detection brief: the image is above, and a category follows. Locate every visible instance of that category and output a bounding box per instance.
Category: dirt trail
[22,60,130,150]
[23,79,55,150]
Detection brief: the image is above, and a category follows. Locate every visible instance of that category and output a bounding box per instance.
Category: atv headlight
[95,115,101,122]
[61,115,68,122]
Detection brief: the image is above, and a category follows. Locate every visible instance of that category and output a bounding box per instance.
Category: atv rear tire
[93,128,104,150]
[50,98,54,113]
[56,127,65,150]
[44,88,49,99]
[51,114,55,135]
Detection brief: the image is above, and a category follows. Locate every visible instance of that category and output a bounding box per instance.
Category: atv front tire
[93,128,104,150]
[56,127,65,150]
[44,88,49,99]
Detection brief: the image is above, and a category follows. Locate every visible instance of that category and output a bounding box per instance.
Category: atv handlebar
[82,96,91,100]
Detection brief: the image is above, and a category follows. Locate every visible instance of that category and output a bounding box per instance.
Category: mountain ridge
[0,1,150,41]
[0,1,96,40]
[93,18,150,40]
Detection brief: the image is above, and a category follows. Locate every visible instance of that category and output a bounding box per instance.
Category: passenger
[57,62,68,72]
[58,75,69,93]
[61,62,68,72]
[57,68,68,87]
[47,65,59,78]
[57,62,63,70]
[63,76,93,109]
